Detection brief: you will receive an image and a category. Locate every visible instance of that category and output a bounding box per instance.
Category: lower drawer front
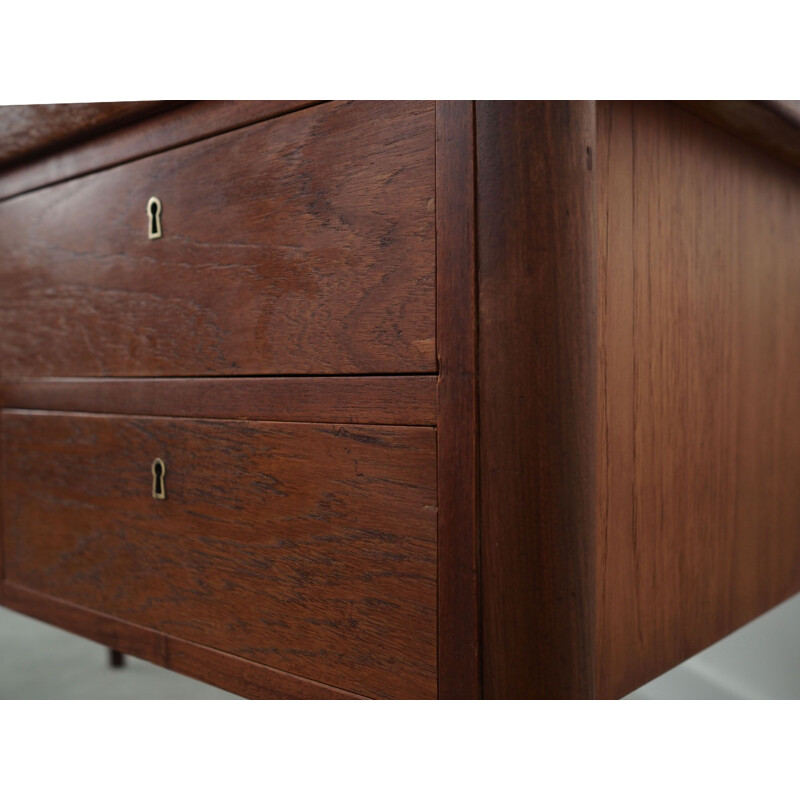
[1,411,437,699]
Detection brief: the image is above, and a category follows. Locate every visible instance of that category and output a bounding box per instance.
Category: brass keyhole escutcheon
[152,457,166,500]
[147,196,163,240]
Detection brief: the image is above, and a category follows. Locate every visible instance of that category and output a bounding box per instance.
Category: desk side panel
[597,101,800,698]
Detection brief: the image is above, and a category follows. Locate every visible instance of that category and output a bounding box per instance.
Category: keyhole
[147,196,162,240]
[152,457,166,500]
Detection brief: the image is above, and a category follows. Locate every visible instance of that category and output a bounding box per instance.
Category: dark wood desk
[1,101,798,698]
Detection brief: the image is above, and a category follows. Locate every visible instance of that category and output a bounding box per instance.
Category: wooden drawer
[1,410,438,699]
[4,100,800,700]
[0,101,435,378]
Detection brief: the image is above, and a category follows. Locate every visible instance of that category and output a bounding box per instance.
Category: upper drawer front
[0,101,435,378]
[1,411,438,699]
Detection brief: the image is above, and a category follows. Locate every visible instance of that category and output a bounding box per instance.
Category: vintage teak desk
[0,101,798,699]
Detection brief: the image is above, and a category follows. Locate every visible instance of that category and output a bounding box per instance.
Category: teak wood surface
[677,100,800,169]
[435,101,481,699]
[2,412,437,699]
[1,100,799,699]
[595,101,800,698]
[0,376,437,426]
[0,100,435,377]
[477,101,598,699]
[1,583,364,699]
[0,101,320,201]
[0,102,183,171]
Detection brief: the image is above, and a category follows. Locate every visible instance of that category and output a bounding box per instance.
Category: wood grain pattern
[2,412,438,699]
[477,101,598,698]
[8,99,798,700]
[1,376,437,426]
[0,100,435,377]
[0,101,319,201]
[435,101,481,698]
[2,583,364,698]
[597,101,800,698]
[676,100,800,169]
[0,102,183,170]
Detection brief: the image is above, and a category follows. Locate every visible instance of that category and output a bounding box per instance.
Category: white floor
[625,592,800,699]
[2,594,799,699]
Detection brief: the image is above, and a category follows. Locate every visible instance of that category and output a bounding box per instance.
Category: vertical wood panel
[478,102,598,698]
[597,102,800,698]
[596,101,637,696]
[436,101,481,698]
